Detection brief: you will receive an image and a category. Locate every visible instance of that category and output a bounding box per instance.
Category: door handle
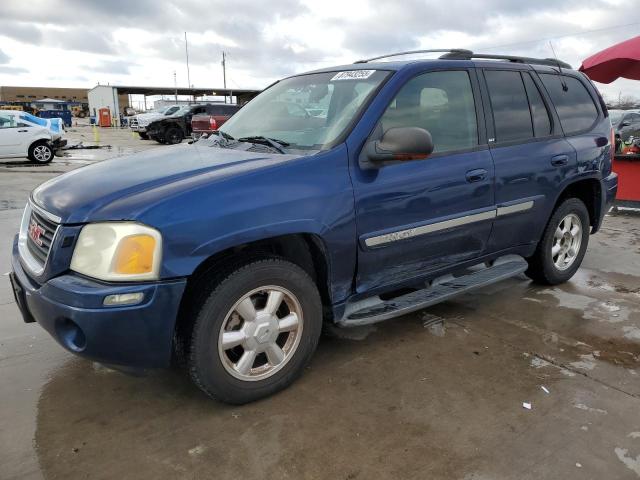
[17,129,28,133]
[466,168,487,183]
[550,154,569,167]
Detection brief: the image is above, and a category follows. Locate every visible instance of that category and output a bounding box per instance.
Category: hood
[32,143,301,224]
[135,112,164,126]
[17,112,63,134]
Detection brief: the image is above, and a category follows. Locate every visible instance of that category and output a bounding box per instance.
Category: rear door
[480,68,576,252]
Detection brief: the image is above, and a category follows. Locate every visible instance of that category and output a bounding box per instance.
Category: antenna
[549,41,568,91]
[185,32,192,102]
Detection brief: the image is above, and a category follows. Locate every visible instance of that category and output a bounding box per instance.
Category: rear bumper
[10,237,187,368]
[595,172,618,231]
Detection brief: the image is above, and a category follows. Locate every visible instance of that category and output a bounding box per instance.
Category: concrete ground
[1,125,639,479]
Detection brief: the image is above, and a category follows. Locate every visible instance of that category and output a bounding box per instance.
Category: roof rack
[354,49,473,64]
[354,49,572,69]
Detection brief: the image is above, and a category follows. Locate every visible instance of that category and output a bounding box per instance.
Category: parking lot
[1,125,639,479]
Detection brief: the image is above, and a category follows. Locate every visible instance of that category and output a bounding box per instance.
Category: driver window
[379,70,478,153]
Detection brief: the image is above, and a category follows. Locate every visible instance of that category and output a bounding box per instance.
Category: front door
[351,69,495,293]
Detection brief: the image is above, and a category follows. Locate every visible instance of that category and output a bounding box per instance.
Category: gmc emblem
[28,219,45,247]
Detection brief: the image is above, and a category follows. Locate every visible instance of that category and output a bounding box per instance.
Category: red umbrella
[579,35,640,84]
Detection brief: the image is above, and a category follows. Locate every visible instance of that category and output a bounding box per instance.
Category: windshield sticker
[331,70,376,81]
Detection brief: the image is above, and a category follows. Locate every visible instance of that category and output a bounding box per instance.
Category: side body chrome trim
[365,210,496,248]
[363,200,535,248]
[496,200,534,217]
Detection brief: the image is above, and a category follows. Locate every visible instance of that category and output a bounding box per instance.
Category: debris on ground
[422,313,446,337]
[523,402,532,410]
[541,386,550,394]
[60,141,112,150]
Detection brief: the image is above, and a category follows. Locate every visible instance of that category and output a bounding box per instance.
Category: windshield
[609,110,624,125]
[220,70,390,153]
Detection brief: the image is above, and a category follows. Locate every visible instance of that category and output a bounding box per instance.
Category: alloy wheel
[218,286,303,381]
[552,213,582,271]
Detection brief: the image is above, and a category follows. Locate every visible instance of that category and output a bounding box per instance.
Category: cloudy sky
[0,0,639,103]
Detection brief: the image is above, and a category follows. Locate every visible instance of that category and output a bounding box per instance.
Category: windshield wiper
[237,136,289,154]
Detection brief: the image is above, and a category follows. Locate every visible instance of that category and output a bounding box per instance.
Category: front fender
[143,145,357,304]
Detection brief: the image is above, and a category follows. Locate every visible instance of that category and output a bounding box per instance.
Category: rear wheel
[188,258,322,404]
[525,198,590,285]
[28,141,53,164]
[164,126,183,145]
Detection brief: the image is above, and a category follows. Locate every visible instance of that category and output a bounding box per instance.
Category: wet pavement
[1,128,639,479]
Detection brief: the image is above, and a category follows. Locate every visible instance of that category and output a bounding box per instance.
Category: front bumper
[51,138,67,151]
[130,125,147,132]
[10,237,187,368]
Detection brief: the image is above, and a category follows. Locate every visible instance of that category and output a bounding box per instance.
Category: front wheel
[525,198,590,285]
[164,126,183,144]
[188,258,322,404]
[28,141,53,163]
[137,132,149,140]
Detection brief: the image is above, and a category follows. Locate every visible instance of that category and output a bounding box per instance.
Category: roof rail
[439,51,572,69]
[354,49,473,64]
[353,49,572,69]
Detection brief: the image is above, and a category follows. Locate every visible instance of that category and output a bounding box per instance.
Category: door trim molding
[363,200,534,248]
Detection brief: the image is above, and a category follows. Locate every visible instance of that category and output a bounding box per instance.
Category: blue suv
[10,49,618,404]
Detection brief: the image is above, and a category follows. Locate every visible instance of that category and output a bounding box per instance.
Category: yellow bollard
[93,124,100,144]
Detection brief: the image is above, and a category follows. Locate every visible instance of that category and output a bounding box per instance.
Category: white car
[0,110,65,163]
[129,105,181,139]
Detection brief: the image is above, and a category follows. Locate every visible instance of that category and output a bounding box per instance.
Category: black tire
[27,141,53,164]
[525,198,590,285]
[188,257,322,404]
[137,132,149,140]
[164,126,183,145]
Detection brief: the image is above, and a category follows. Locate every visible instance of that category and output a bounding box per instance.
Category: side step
[338,256,528,327]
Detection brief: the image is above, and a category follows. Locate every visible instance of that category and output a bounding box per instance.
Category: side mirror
[364,127,434,163]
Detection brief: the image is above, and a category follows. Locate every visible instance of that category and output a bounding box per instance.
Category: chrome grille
[26,208,58,265]
[18,203,60,276]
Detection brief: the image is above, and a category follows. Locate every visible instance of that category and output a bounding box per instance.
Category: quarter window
[485,70,533,142]
[539,74,598,134]
[379,70,478,153]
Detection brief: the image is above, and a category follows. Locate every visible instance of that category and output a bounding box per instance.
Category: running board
[338,256,528,327]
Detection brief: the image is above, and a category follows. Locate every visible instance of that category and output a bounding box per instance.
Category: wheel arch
[553,177,603,233]
[172,232,332,364]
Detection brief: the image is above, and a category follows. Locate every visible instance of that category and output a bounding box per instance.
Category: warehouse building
[0,86,90,104]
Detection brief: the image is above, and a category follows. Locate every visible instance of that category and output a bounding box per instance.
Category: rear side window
[484,70,533,142]
[522,73,552,137]
[539,74,598,134]
[379,70,478,153]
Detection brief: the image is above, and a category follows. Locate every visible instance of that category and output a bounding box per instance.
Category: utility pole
[173,71,178,104]
[185,32,192,103]
[221,51,227,103]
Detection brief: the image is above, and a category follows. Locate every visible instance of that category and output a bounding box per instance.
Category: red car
[191,104,241,139]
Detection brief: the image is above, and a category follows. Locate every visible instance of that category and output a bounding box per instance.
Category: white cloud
[0,0,638,102]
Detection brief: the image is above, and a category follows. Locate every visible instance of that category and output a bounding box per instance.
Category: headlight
[70,222,162,281]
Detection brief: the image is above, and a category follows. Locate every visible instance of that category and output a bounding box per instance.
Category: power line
[483,21,640,50]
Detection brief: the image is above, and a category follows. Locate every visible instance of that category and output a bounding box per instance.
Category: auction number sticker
[331,70,376,81]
